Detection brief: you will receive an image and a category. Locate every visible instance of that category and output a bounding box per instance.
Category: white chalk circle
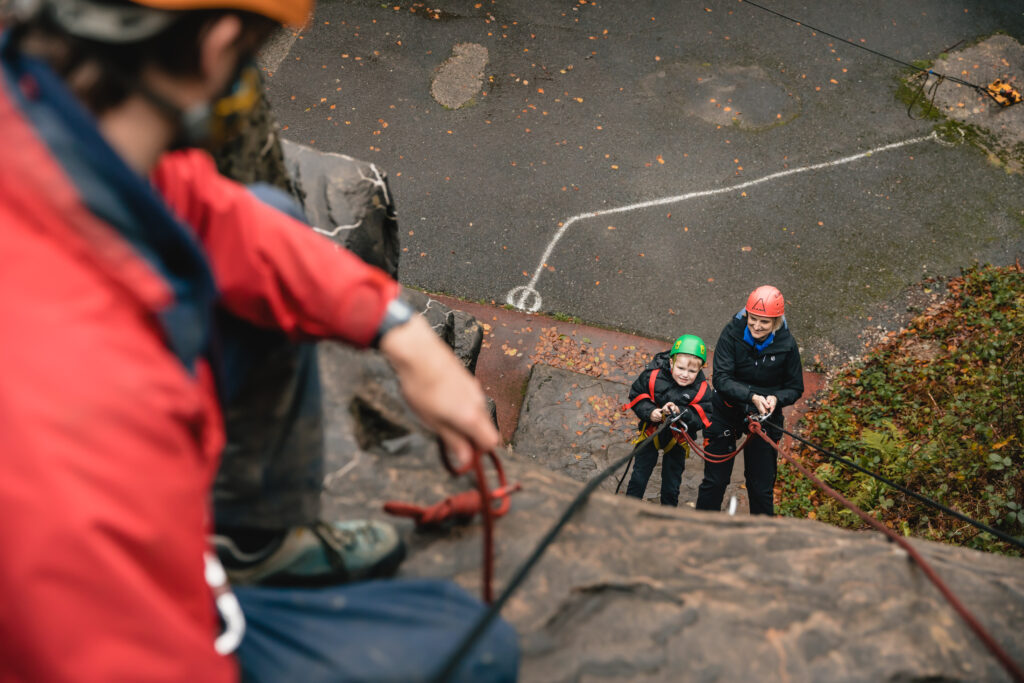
[506,286,542,313]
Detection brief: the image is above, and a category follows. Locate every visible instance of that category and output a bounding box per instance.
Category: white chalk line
[505,132,940,312]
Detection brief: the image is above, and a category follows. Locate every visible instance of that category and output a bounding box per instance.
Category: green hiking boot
[212,519,406,586]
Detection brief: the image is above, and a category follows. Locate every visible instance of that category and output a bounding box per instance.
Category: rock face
[211,88,294,195]
[281,139,401,279]
[512,364,634,494]
[403,288,484,373]
[318,346,1024,682]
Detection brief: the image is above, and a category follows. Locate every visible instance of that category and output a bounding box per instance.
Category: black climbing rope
[775,423,1024,551]
[430,410,690,682]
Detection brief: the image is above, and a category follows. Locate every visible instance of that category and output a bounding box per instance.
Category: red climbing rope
[746,421,1024,683]
[668,423,746,463]
[384,449,520,604]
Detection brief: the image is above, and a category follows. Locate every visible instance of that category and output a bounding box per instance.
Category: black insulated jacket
[626,350,714,435]
[711,314,804,416]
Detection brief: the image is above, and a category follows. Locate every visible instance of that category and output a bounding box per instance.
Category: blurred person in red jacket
[0,1,516,680]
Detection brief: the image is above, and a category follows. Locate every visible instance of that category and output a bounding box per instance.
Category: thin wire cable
[740,0,993,95]
[778,425,1024,551]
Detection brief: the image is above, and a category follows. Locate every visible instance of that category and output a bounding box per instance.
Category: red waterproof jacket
[0,46,397,682]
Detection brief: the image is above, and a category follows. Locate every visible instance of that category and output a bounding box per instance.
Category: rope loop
[669,422,747,463]
[384,447,521,603]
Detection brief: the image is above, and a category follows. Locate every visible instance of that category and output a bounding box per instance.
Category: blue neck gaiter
[743,326,774,352]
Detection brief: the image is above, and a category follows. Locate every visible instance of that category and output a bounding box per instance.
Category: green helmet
[670,334,707,363]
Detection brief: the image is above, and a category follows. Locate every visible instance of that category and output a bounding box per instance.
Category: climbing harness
[615,369,713,491]
[740,0,1022,110]
[384,447,521,604]
[747,421,1024,683]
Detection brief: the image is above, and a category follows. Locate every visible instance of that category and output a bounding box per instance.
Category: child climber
[622,335,713,507]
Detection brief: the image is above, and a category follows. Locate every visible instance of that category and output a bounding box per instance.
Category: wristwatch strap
[373,296,416,346]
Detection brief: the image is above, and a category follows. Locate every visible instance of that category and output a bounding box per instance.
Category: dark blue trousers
[695,413,783,516]
[625,439,686,507]
[235,579,519,682]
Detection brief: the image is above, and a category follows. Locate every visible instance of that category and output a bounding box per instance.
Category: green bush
[778,265,1024,556]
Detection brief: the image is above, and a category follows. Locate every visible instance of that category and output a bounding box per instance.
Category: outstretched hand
[379,315,500,470]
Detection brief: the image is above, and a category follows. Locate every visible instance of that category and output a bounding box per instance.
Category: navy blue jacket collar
[1,31,218,373]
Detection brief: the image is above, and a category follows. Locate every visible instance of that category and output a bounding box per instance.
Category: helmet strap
[124,59,258,151]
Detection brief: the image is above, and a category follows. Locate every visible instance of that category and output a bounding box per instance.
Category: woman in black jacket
[696,286,804,515]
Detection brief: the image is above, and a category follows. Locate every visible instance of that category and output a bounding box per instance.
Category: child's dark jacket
[626,350,714,435]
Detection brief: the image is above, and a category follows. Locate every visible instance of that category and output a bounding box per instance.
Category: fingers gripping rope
[384,449,521,604]
[746,421,1024,683]
[669,420,748,463]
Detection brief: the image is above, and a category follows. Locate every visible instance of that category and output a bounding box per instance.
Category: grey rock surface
[211,78,293,194]
[281,139,401,278]
[403,288,484,372]
[317,344,1024,683]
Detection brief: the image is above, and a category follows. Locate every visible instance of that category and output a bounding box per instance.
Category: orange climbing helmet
[130,0,313,27]
[16,0,312,35]
[745,285,784,317]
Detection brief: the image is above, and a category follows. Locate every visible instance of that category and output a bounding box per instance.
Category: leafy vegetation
[777,264,1024,556]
